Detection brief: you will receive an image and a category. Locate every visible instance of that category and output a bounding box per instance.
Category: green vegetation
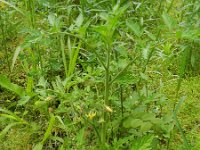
[0,0,199,149]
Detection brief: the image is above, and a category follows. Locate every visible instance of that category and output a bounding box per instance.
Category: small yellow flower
[105,105,113,113]
[86,111,96,120]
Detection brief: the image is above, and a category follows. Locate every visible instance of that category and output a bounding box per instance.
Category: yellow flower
[86,111,96,120]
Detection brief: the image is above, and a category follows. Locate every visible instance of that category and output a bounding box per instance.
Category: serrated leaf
[162,12,175,31]
[126,20,143,37]
[145,30,156,41]
[131,135,154,150]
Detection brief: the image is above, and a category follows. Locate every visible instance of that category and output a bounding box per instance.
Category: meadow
[0,0,200,149]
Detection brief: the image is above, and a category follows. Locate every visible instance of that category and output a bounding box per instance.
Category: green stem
[109,58,136,85]
[101,44,111,146]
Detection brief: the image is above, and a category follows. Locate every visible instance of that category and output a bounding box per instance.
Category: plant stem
[101,44,111,146]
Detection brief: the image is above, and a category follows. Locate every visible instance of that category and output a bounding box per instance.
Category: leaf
[115,73,138,85]
[50,136,64,143]
[0,122,21,139]
[0,108,28,124]
[112,136,132,149]
[33,143,43,150]
[76,127,85,146]
[141,113,156,122]
[131,135,154,150]
[0,75,25,97]
[17,96,31,106]
[174,96,187,115]
[162,12,175,31]
[41,114,55,144]
[126,20,143,37]
[191,53,196,68]
[142,46,150,60]
[140,122,153,132]
[67,41,82,77]
[75,13,84,27]
[48,13,56,26]
[123,118,143,128]
[11,46,23,72]
[145,30,156,41]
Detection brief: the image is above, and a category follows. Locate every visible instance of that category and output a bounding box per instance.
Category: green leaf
[131,135,154,150]
[0,75,25,97]
[33,143,43,150]
[48,13,56,26]
[112,136,132,150]
[17,96,31,106]
[75,13,84,27]
[123,118,143,128]
[162,12,175,31]
[126,20,143,37]
[0,122,21,139]
[144,30,156,41]
[0,108,28,124]
[41,114,56,144]
[11,46,23,72]
[140,122,153,132]
[141,113,156,122]
[76,127,85,147]
[50,136,64,143]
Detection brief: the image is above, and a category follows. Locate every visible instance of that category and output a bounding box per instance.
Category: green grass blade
[0,122,22,139]
[0,108,29,124]
[67,41,82,77]
[0,74,25,97]
[41,114,55,144]
[173,97,191,150]
[11,46,23,72]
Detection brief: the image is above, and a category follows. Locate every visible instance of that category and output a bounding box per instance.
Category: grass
[0,0,200,149]
[162,76,200,149]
